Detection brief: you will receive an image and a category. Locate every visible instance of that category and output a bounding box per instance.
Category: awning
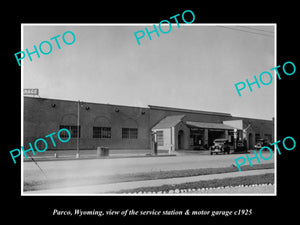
[186,121,236,130]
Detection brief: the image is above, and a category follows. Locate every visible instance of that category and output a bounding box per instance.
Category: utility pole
[76,100,80,158]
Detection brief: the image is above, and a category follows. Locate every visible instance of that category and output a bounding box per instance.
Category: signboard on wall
[23,88,39,96]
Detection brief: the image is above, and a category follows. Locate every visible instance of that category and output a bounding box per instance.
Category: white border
[21,24,24,194]
[274,24,277,196]
[21,23,276,197]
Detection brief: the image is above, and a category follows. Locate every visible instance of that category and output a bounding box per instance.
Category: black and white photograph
[4,4,298,224]
[21,24,275,195]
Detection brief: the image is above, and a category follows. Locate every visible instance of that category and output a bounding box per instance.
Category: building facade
[24,97,274,152]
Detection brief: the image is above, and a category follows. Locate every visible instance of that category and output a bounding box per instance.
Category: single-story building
[24,96,274,152]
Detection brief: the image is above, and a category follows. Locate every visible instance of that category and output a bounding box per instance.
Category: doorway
[178,130,184,150]
[249,133,253,149]
[190,127,204,150]
[208,130,225,146]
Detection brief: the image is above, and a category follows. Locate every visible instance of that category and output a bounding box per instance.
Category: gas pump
[234,129,237,152]
[151,131,158,155]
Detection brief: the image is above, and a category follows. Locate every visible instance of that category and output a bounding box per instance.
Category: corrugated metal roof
[152,115,185,129]
[186,121,235,130]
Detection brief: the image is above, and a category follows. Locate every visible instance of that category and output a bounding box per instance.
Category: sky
[23,24,275,120]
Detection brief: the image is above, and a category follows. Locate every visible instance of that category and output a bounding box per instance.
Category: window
[59,125,80,138]
[93,127,111,138]
[156,131,164,146]
[122,128,138,139]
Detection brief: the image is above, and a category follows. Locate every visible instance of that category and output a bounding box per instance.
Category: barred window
[122,128,138,139]
[93,127,111,138]
[156,131,164,146]
[59,125,80,138]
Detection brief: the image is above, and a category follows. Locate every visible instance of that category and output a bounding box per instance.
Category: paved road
[24,152,274,181]
[23,152,274,193]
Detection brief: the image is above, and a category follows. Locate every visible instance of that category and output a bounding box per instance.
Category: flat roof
[148,105,232,117]
[24,96,149,110]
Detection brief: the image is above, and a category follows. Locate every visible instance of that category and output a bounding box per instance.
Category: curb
[23,153,177,162]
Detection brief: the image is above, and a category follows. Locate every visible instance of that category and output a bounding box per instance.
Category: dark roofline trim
[24,96,149,110]
[148,105,232,117]
[229,116,273,123]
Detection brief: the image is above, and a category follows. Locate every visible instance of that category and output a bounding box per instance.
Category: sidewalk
[23,149,175,162]
[23,148,255,162]
[24,168,274,195]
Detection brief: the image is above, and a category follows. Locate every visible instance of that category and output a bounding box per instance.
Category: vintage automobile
[254,141,263,150]
[210,139,230,155]
[236,140,246,152]
[254,138,272,150]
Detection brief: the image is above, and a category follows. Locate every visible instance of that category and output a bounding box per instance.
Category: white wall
[223,120,243,129]
[153,128,172,151]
